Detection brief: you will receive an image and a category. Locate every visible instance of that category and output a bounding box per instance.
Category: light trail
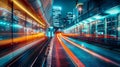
[61,35,120,67]
[62,33,80,37]
[57,34,85,67]
[0,37,46,66]
[0,33,45,46]
[30,38,49,67]
[12,0,46,27]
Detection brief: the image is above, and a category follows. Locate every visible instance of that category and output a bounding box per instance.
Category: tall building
[66,12,73,25]
[65,0,120,40]
[73,7,79,24]
[52,6,62,27]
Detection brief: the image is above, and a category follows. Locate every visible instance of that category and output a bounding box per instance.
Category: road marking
[30,39,49,67]
[47,37,54,67]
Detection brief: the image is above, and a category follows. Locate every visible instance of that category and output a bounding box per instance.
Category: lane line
[57,34,85,67]
[30,39,49,67]
[30,40,46,67]
[62,35,120,66]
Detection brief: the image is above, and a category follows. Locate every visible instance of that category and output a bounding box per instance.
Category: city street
[0,0,120,67]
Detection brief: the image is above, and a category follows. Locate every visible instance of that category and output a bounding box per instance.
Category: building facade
[64,0,120,45]
[28,0,53,27]
[66,12,73,25]
[52,6,62,27]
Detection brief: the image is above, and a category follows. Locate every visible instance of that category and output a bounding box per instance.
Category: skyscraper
[52,6,62,27]
[66,12,73,24]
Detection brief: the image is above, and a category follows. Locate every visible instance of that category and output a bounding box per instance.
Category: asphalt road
[6,38,51,67]
[1,35,120,67]
[61,36,120,67]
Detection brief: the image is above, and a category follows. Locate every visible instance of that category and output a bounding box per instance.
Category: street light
[76,3,83,14]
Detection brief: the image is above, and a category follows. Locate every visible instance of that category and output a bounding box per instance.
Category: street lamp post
[76,3,83,15]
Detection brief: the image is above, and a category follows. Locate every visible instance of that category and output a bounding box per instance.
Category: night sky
[53,0,87,17]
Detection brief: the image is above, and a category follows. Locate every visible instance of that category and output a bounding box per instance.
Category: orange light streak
[0,33,45,46]
[61,35,120,66]
[62,33,80,37]
[11,0,46,27]
[57,34,85,67]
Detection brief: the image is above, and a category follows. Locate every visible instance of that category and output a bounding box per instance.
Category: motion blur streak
[61,35,120,67]
[62,33,79,37]
[57,34,85,67]
[0,33,45,46]
[11,0,45,27]
[0,37,46,66]
[47,38,54,67]
[55,36,61,67]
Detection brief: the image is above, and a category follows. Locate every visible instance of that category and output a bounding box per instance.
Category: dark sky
[53,0,87,17]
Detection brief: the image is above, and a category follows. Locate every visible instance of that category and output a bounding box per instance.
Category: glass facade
[0,0,44,40]
[65,8,120,45]
[106,16,117,37]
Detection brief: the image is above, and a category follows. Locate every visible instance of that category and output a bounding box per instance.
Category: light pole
[76,3,83,15]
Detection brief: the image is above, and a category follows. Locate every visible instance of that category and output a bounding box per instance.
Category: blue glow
[13,24,23,28]
[0,21,11,27]
[105,5,120,15]
[84,20,89,23]
[48,31,51,37]
[79,22,83,25]
[63,12,108,32]
[0,40,41,66]
[93,15,103,19]
[0,21,7,25]
[7,24,10,26]
[0,22,2,24]
[53,6,62,10]
[50,26,53,29]
[3,23,6,25]
[87,18,93,22]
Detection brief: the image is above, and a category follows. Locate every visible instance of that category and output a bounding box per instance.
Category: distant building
[66,12,73,25]
[52,6,62,27]
[73,7,79,24]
